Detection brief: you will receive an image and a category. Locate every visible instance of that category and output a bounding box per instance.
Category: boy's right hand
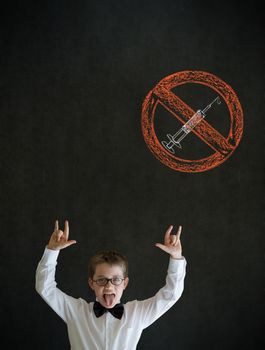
[47,220,77,250]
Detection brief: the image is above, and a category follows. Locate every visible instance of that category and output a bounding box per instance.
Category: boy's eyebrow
[95,274,123,278]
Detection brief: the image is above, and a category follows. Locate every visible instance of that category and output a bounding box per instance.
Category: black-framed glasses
[93,277,125,286]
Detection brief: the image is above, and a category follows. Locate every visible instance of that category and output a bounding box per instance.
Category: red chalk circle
[141,70,243,172]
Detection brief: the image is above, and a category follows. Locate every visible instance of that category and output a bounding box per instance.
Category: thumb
[64,240,77,249]
[155,243,170,254]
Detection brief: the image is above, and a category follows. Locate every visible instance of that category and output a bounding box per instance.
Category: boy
[35,220,186,349]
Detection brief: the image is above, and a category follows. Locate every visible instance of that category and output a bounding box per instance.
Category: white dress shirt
[35,248,186,350]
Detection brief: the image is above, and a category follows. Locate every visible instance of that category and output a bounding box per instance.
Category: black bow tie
[93,301,124,320]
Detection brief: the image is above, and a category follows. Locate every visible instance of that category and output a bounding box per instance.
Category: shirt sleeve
[35,247,78,323]
[135,257,187,329]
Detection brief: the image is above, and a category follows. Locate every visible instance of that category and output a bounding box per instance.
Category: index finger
[54,220,59,231]
[64,220,69,239]
[176,225,182,240]
[164,225,173,244]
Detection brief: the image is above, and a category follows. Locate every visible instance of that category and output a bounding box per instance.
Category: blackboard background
[1,0,264,349]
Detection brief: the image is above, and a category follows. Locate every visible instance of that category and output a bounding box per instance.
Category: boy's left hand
[155,225,183,259]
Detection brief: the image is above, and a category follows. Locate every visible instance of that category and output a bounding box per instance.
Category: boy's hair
[88,250,129,278]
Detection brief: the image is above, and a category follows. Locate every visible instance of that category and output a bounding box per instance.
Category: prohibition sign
[141,70,243,172]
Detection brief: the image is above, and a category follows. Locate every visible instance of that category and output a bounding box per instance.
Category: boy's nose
[104,280,113,289]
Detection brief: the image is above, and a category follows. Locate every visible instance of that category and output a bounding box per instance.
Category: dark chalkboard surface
[1,1,264,349]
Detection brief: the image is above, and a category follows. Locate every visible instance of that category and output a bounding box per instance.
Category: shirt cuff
[168,256,187,274]
[40,246,60,265]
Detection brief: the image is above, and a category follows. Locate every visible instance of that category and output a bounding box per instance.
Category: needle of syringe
[202,96,221,115]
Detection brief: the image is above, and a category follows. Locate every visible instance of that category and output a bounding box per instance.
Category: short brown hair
[88,250,129,278]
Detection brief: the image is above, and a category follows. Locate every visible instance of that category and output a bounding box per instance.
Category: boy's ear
[123,277,129,289]
[88,278,94,290]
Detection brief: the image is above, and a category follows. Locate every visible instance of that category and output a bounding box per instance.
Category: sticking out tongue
[104,294,115,307]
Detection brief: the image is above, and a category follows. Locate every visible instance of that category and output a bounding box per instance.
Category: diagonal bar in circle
[153,86,234,155]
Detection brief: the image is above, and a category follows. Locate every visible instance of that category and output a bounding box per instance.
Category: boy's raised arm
[155,225,183,259]
[47,220,77,251]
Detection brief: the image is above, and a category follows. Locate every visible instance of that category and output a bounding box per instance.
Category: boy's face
[89,263,129,309]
